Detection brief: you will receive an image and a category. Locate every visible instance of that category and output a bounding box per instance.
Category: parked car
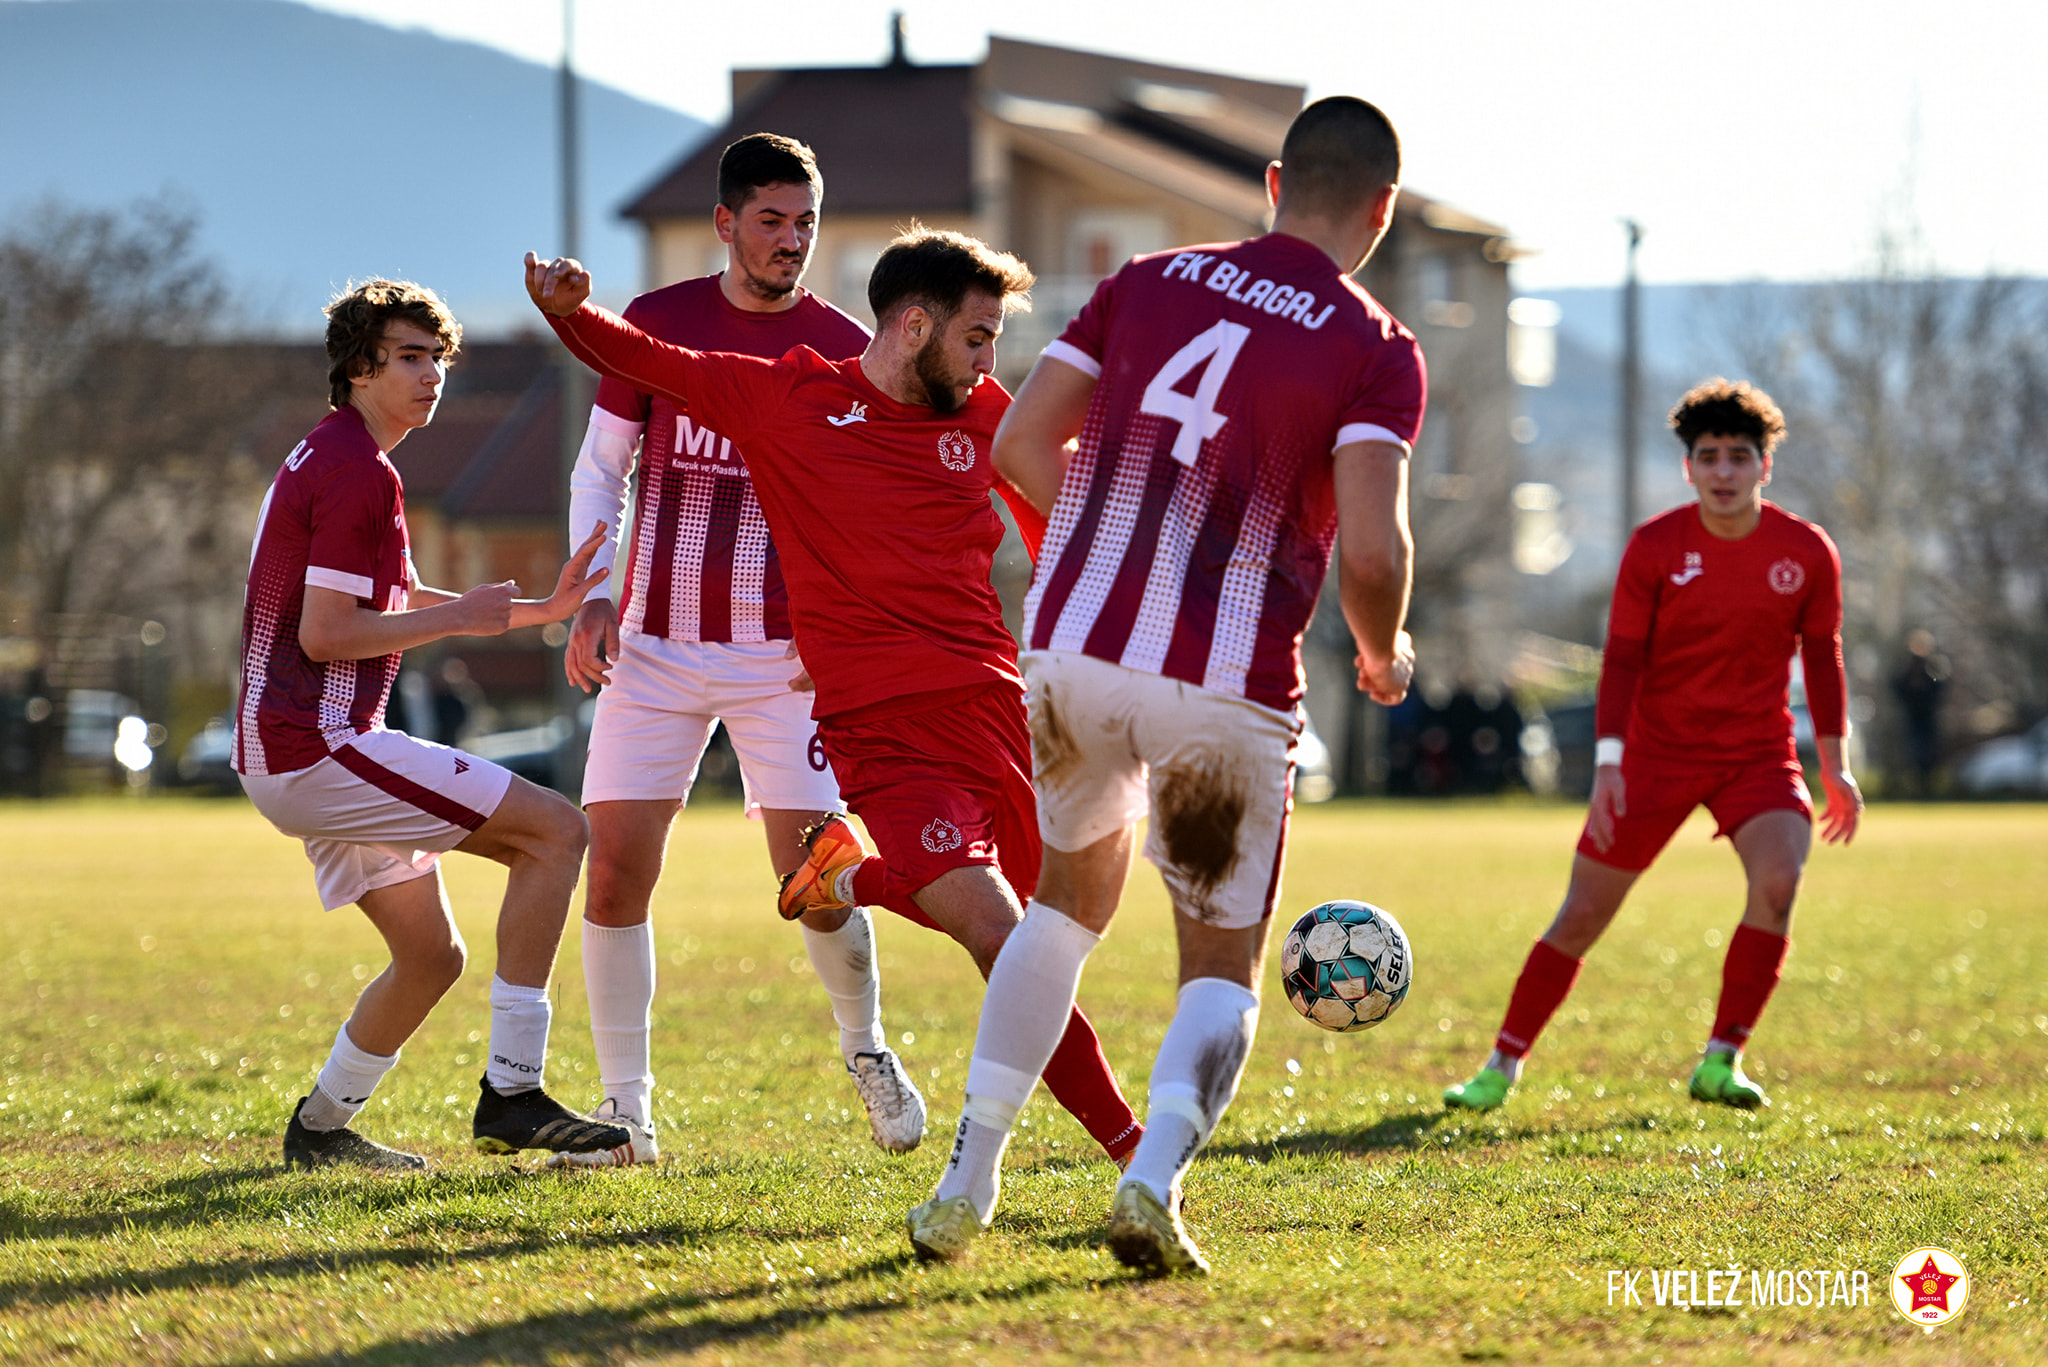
[1954,718,2048,795]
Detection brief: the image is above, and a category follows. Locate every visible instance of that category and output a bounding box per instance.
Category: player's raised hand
[538,523,611,621]
[1355,630,1415,705]
[1584,765,1627,852]
[566,595,620,693]
[457,580,519,637]
[524,251,592,316]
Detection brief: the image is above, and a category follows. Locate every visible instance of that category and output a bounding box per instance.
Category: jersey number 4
[1140,320,1251,467]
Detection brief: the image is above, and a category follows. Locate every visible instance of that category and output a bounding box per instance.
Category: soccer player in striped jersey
[927,96,1425,1274]
[1444,379,1863,1116]
[555,134,926,1167]
[525,231,1147,1196]
[237,280,628,1170]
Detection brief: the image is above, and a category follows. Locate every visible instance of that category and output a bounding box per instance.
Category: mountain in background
[0,0,709,334]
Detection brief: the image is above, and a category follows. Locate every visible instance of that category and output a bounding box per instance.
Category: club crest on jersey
[921,818,963,853]
[936,430,977,472]
[1767,558,1806,594]
[1670,551,1704,586]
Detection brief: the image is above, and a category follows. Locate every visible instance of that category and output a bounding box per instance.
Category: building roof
[620,32,1516,253]
[621,62,977,221]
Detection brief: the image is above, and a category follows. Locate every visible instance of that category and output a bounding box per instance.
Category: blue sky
[295,0,2048,289]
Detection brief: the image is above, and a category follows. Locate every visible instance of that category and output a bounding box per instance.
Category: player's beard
[735,250,803,304]
[913,333,971,413]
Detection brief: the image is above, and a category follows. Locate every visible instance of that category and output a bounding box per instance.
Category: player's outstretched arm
[303,525,608,662]
[525,251,592,316]
[992,355,1095,515]
[1333,438,1415,705]
[1815,736,1863,844]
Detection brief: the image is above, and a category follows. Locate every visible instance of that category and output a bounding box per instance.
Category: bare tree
[1717,238,2048,777]
[0,198,290,786]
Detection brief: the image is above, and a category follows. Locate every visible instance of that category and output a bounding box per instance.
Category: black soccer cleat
[283,1096,429,1172]
[472,1077,633,1155]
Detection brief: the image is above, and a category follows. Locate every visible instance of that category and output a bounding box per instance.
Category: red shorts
[1577,756,1812,872]
[818,681,1042,910]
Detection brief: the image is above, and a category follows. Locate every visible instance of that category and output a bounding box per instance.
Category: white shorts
[239,729,514,911]
[1023,649,1298,930]
[581,633,843,816]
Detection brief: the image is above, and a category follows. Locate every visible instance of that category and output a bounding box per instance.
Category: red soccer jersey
[549,303,1045,719]
[590,278,870,643]
[234,406,410,776]
[1596,501,1847,765]
[1023,234,1426,712]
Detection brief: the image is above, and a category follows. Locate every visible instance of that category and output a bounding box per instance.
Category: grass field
[1,796,2042,1365]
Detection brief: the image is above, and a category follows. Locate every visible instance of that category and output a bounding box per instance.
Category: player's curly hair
[867,225,1034,326]
[1668,377,1786,456]
[323,279,462,410]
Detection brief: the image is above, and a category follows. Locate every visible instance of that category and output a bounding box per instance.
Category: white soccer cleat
[1107,1181,1209,1277]
[847,1048,927,1153]
[905,1194,987,1263]
[543,1099,658,1169]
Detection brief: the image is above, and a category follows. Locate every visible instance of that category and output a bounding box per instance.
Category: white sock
[802,907,883,1060]
[1122,978,1260,1205]
[487,975,551,1095]
[1486,1048,1524,1083]
[582,918,655,1126]
[302,1023,399,1131]
[934,902,1101,1219]
[933,1096,1018,1221]
[1704,1039,1739,1060]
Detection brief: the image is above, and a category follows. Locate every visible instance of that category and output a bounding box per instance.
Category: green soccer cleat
[1443,1066,1512,1112]
[1689,1052,1769,1109]
[905,1194,988,1263]
[1107,1181,1208,1277]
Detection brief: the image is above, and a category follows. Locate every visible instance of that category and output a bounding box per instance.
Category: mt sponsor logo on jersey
[1670,551,1704,586]
[827,401,868,428]
[936,430,977,472]
[670,415,742,472]
[1160,252,1338,330]
[1767,558,1806,594]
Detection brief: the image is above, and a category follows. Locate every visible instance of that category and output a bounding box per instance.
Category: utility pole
[553,0,589,796]
[1618,219,1643,554]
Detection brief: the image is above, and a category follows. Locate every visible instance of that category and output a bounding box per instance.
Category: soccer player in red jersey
[522,232,1145,1173]
[1445,378,1863,1115]
[236,280,629,1169]
[916,96,1424,1273]
[555,133,926,1167]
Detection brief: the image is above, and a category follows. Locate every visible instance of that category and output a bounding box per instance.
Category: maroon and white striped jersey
[234,405,411,776]
[1023,234,1427,713]
[575,277,870,644]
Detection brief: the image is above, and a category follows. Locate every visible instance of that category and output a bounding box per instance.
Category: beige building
[622,32,1530,790]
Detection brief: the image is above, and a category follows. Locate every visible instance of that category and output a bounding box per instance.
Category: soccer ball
[1279,900,1412,1032]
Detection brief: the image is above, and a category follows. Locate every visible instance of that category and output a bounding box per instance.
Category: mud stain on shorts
[1154,761,1247,920]
[1030,684,1084,789]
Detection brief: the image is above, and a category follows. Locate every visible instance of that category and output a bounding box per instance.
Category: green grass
[1,796,2043,1365]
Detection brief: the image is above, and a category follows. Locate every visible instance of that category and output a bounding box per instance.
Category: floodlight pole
[1618,219,1643,553]
[554,0,589,796]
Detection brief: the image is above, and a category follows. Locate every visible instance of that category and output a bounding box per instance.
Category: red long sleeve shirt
[1596,501,1846,766]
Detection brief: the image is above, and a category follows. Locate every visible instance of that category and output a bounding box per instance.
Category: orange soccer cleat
[777,815,868,921]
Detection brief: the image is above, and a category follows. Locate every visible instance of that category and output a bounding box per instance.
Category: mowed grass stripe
[0,798,2041,1365]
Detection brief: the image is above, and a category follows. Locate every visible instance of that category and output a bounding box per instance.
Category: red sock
[1041,1006,1142,1162]
[1494,939,1584,1058]
[1709,925,1789,1050]
[851,857,941,931]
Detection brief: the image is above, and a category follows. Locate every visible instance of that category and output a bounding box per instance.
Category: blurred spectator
[1890,629,1947,797]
